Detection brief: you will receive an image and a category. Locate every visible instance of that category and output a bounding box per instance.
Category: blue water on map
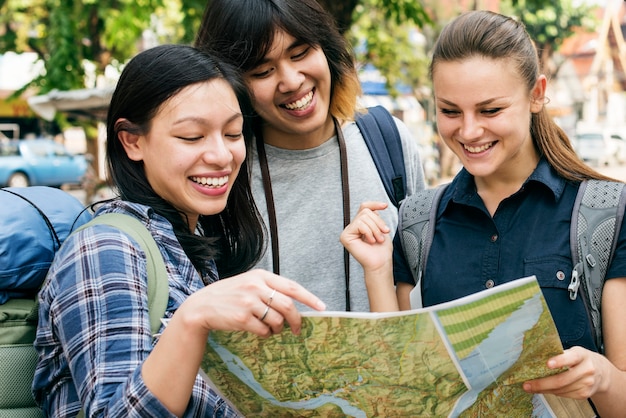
[208,338,367,417]
[443,292,553,418]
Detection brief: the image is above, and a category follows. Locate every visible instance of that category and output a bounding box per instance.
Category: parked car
[574,129,626,167]
[0,139,88,188]
[609,130,626,163]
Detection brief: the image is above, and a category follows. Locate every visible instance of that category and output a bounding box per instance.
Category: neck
[475,151,540,215]
[261,117,338,150]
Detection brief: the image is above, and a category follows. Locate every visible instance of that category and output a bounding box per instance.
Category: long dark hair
[106,44,264,277]
[195,0,361,122]
[430,10,612,182]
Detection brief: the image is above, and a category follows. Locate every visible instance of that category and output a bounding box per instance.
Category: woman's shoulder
[54,200,171,270]
[94,200,151,220]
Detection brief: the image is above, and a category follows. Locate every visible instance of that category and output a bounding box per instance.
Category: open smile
[464,141,496,154]
[190,175,228,188]
[282,90,314,111]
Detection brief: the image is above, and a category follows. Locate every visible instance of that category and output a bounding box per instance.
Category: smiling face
[244,30,335,149]
[121,79,246,230]
[433,56,545,183]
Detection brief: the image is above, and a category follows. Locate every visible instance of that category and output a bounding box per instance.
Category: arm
[143,269,326,416]
[523,277,626,418]
[45,226,325,417]
[392,231,417,311]
[396,282,413,311]
[340,201,398,312]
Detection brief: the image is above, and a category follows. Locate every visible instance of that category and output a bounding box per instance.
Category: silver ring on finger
[267,288,277,308]
[260,305,270,321]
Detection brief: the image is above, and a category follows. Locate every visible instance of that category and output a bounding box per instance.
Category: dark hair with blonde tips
[107,44,264,277]
[430,10,612,182]
[195,0,362,122]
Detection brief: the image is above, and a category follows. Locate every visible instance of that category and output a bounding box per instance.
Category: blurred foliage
[348,0,598,120]
[0,0,599,115]
[0,0,205,96]
[502,0,597,77]
[318,0,431,33]
[349,0,430,97]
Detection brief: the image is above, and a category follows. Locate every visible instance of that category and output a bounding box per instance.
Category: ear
[530,75,547,114]
[115,118,144,162]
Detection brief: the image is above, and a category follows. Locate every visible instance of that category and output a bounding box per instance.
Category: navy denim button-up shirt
[395,159,626,352]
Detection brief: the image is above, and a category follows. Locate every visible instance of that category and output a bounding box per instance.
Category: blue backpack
[356,105,407,208]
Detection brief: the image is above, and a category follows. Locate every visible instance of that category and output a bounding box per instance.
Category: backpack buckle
[585,253,596,268]
[569,263,582,300]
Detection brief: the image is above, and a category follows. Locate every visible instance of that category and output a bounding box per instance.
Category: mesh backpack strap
[569,179,626,351]
[398,184,448,308]
[77,214,169,335]
[355,106,406,207]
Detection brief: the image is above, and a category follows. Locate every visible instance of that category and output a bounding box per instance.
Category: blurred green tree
[503,0,597,78]
[0,0,596,113]
[0,0,208,95]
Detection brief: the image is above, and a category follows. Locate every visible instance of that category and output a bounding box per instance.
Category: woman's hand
[180,269,326,339]
[341,201,397,312]
[145,270,324,414]
[523,277,626,417]
[340,201,392,271]
[523,346,626,417]
[523,347,610,399]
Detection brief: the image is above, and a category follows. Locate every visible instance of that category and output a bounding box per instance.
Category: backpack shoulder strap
[569,179,626,351]
[77,213,169,335]
[398,183,448,308]
[355,105,406,207]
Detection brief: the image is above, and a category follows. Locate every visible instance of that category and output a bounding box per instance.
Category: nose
[277,63,305,93]
[202,135,233,166]
[459,114,484,140]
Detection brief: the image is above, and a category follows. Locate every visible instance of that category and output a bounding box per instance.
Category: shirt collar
[525,157,566,200]
[445,157,567,208]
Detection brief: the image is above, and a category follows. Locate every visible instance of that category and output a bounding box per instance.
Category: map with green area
[199,276,574,417]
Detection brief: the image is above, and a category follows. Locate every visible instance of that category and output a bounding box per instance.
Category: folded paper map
[199,276,595,417]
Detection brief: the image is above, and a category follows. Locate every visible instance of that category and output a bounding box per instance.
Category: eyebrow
[437,97,507,107]
[254,38,307,67]
[173,112,243,126]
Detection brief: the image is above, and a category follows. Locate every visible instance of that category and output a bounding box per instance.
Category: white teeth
[284,91,313,110]
[464,142,494,153]
[191,175,228,187]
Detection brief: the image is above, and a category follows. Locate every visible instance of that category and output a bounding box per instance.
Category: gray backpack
[398,179,626,353]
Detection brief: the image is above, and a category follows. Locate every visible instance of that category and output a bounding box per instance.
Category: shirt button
[556,271,566,281]
[485,279,495,288]
[490,234,498,242]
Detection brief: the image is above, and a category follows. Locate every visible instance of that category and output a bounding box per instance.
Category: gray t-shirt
[251,118,426,312]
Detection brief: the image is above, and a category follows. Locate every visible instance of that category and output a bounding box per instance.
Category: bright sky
[0,52,41,90]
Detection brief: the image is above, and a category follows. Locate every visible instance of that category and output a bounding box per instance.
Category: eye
[249,66,273,79]
[225,132,243,140]
[292,46,310,60]
[176,136,203,141]
[439,108,460,116]
[482,108,501,115]
[252,70,271,78]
